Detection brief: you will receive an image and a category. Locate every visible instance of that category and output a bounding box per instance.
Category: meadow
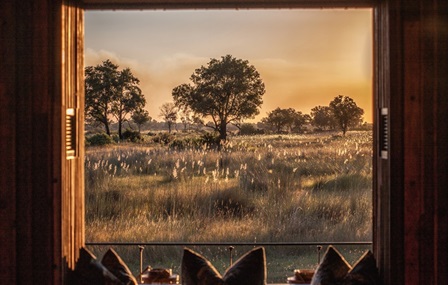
[85,130,372,282]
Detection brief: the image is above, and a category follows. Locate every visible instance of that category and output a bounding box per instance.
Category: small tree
[329,95,364,135]
[261,108,290,133]
[291,112,310,133]
[261,107,308,133]
[131,108,151,133]
[172,55,265,143]
[178,106,193,131]
[159,102,178,133]
[310,105,336,131]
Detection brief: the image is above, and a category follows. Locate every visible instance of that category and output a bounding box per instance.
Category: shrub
[86,133,115,146]
[239,123,258,135]
[152,132,175,145]
[169,137,203,150]
[200,132,221,149]
[122,129,142,142]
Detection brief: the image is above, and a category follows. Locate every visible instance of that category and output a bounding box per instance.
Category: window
[83,7,374,283]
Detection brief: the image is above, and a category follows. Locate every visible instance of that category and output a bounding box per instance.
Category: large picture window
[83,7,374,283]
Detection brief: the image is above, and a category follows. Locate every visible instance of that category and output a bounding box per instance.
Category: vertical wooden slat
[403,19,422,285]
[434,2,448,283]
[61,0,85,273]
[0,1,17,284]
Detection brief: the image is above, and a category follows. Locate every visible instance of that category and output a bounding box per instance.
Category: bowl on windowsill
[287,269,314,284]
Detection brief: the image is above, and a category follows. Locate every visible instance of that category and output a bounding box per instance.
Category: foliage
[122,129,143,142]
[310,105,336,131]
[131,108,151,133]
[159,102,178,133]
[85,59,146,139]
[261,107,309,133]
[239,123,264,135]
[86,133,115,146]
[152,132,175,145]
[329,95,364,136]
[172,55,265,142]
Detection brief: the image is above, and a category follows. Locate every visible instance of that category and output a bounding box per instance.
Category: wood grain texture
[1,1,448,285]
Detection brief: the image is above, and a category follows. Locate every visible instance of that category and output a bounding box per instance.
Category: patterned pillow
[181,247,266,285]
[73,247,122,285]
[340,250,381,285]
[310,246,351,285]
[102,248,138,285]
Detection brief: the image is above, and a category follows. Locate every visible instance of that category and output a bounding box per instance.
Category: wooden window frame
[68,0,396,283]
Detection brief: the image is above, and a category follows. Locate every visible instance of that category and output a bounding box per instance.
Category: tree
[329,95,364,135]
[291,112,310,133]
[261,107,308,133]
[178,106,193,131]
[159,102,178,133]
[85,59,146,139]
[85,59,119,136]
[172,55,265,142]
[131,108,151,133]
[310,105,336,131]
[261,108,291,133]
[111,68,146,139]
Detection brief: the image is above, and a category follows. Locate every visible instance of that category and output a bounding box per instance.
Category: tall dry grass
[85,130,372,282]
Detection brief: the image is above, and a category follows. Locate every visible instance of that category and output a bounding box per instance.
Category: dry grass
[85,130,372,282]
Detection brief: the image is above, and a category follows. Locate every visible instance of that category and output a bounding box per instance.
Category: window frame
[72,0,393,283]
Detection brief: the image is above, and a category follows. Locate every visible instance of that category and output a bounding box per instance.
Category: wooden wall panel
[1,0,448,285]
[0,0,84,284]
[0,1,17,284]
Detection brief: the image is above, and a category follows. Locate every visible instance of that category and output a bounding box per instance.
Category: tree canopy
[172,55,265,142]
[310,105,336,131]
[261,107,309,134]
[159,102,178,133]
[131,108,151,133]
[329,95,364,135]
[85,59,146,139]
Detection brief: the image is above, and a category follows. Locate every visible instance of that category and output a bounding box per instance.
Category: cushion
[182,247,266,285]
[340,250,381,285]
[310,245,351,285]
[101,248,138,285]
[73,247,122,285]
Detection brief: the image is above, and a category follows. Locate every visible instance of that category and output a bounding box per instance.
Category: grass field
[85,130,372,282]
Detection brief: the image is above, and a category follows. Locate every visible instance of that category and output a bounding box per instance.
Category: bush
[199,132,221,149]
[152,132,175,145]
[169,137,203,150]
[122,129,142,142]
[86,133,115,146]
[239,123,264,135]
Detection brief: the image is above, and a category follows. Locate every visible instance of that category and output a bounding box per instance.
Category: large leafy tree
[329,95,364,135]
[172,55,265,142]
[85,59,145,139]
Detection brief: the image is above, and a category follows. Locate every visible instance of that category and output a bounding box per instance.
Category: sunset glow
[85,9,372,123]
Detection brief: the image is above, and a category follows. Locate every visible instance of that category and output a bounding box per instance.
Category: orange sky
[85,9,373,123]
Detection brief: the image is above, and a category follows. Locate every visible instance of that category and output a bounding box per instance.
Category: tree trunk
[118,120,123,139]
[104,121,110,136]
[219,121,227,141]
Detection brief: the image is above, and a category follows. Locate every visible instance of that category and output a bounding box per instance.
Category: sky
[85,9,372,123]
